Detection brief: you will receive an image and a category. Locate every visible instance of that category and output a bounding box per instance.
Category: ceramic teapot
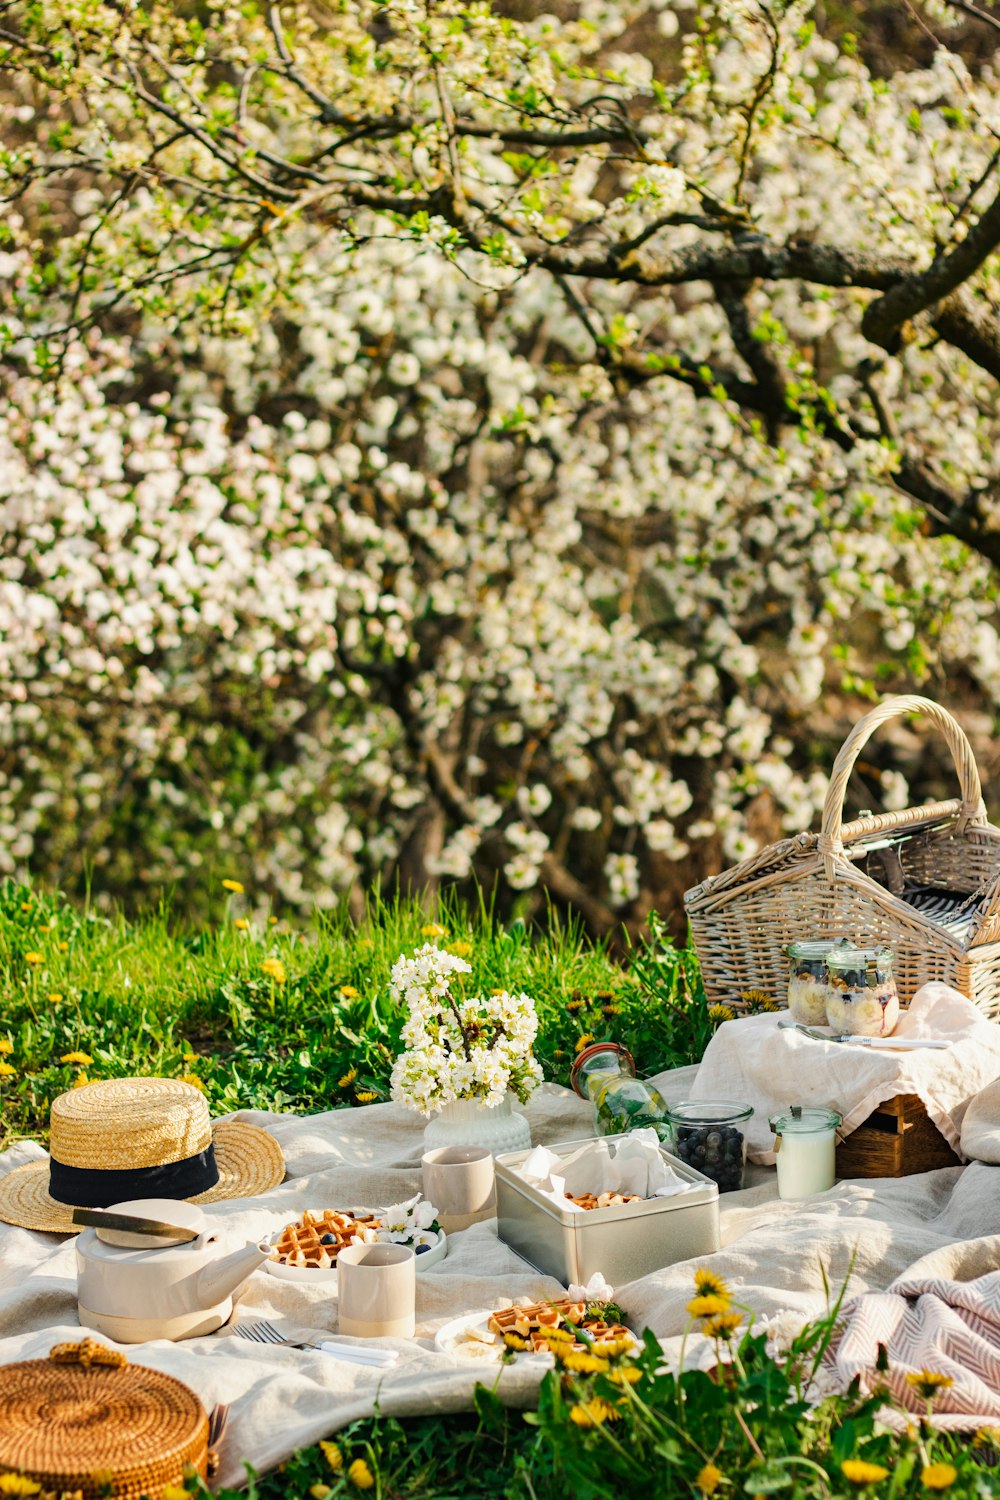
[76,1197,271,1342]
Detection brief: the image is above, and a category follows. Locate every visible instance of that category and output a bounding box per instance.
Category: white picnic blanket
[5,1072,1000,1481]
[690,983,1000,1163]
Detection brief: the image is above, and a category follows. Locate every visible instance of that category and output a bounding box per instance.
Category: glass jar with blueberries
[570,1041,671,1138]
[664,1100,754,1192]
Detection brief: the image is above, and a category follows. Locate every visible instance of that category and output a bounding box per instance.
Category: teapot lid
[94,1198,208,1249]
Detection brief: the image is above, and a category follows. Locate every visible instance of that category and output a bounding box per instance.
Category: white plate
[434,1309,545,1366]
[264,1210,447,1284]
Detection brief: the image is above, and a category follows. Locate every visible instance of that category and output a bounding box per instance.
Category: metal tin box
[495,1134,720,1288]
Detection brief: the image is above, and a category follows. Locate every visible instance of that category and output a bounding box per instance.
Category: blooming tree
[1,0,1000,924]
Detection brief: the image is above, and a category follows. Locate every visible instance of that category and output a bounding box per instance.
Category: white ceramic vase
[422,1093,531,1155]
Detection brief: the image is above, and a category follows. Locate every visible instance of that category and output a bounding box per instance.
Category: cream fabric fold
[688,983,1000,1164]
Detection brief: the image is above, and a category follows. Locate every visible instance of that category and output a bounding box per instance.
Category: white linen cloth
[689,983,1000,1164]
[5,1069,1000,1480]
[517,1129,695,1208]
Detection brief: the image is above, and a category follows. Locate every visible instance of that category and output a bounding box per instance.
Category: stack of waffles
[269,1209,381,1269]
[485,1299,630,1353]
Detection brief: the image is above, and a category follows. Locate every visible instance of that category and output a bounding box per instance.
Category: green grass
[0,880,708,1146]
[5,880,995,1498]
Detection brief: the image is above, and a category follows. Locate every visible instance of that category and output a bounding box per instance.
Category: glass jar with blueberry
[664,1100,754,1192]
[570,1041,671,1138]
[824,945,899,1036]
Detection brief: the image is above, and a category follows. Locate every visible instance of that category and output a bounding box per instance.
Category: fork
[234,1319,399,1368]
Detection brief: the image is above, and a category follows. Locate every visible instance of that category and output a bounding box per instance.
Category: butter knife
[72,1208,200,1240]
[777,1021,950,1050]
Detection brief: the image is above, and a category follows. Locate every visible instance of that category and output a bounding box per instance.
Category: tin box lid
[768,1106,841,1134]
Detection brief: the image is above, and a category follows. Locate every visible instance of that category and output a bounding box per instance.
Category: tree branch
[862,183,1000,350]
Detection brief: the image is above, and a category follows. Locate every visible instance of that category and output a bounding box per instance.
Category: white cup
[337,1243,415,1339]
[421,1146,496,1234]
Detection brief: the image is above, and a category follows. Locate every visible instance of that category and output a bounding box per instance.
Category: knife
[777,1021,950,1050]
[72,1208,200,1241]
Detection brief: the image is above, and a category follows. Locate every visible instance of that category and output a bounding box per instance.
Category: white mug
[337,1242,415,1339]
[421,1146,496,1233]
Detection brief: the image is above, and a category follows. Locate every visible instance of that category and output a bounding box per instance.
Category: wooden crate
[836,1094,962,1178]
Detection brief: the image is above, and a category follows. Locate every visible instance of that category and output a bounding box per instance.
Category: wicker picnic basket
[0,1339,211,1500]
[684,695,1000,1018]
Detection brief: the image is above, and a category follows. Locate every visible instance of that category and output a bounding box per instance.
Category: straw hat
[0,1077,285,1233]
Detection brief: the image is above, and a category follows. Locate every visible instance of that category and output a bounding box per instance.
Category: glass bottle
[570,1042,670,1138]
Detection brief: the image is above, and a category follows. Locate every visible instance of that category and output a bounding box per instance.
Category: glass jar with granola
[824,945,899,1036]
[787,940,841,1025]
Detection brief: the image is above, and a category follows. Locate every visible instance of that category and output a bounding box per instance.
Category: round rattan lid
[0,1341,208,1500]
[0,1120,285,1233]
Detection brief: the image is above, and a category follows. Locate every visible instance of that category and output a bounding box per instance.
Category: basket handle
[819,695,986,870]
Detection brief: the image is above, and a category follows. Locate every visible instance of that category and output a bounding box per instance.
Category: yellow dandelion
[319,1441,342,1473]
[608,1366,642,1385]
[702,1312,743,1341]
[0,1062,15,1079]
[261,958,287,984]
[58,942,68,952]
[310,1487,332,1500]
[47,992,63,1003]
[707,1004,735,1023]
[906,1370,955,1399]
[234,918,249,931]
[182,1051,197,1063]
[60,1051,92,1066]
[180,1073,205,1092]
[687,1294,730,1320]
[447,940,472,957]
[19,901,30,911]
[693,1268,730,1299]
[568,1397,618,1427]
[503,1332,528,1351]
[355,1091,377,1104]
[757,998,780,1012]
[0,1479,42,1497]
[921,1464,957,1491]
[973,1428,1000,1449]
[566,999,584,1013]
[560,1350,610,1375]
[741,988,771,1007]
[0,1040,12,1056]
[602,1003,621,1017]
[421,923,447,939]
[536,1325,573,1345]
[841,1459,890,1486]
[575,1033,595,1053]
[339,985,359,999]
[162,1488,188,1500]
[697,1464,725,1496]
[24,952,43,966]
[38,924,50,933]
[72,1073,90,1088]
[347,1458,374,1490]
[222,880,245,894]
[339,1066,358,1088]
[268,916,278,925]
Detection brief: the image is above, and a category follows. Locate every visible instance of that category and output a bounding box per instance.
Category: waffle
[486,1298,630,1353]
[270,1209,381,1269]
[565,1190,643,1210]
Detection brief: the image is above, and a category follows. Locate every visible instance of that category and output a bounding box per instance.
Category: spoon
[777,1021,950,1050]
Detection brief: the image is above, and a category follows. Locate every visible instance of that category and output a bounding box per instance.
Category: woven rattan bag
[0,1339,217,1500]
[685,695,1000,1018]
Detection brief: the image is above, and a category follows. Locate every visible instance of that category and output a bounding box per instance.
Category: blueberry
[415,1243,430,1255]
[320,1233,336,1245]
